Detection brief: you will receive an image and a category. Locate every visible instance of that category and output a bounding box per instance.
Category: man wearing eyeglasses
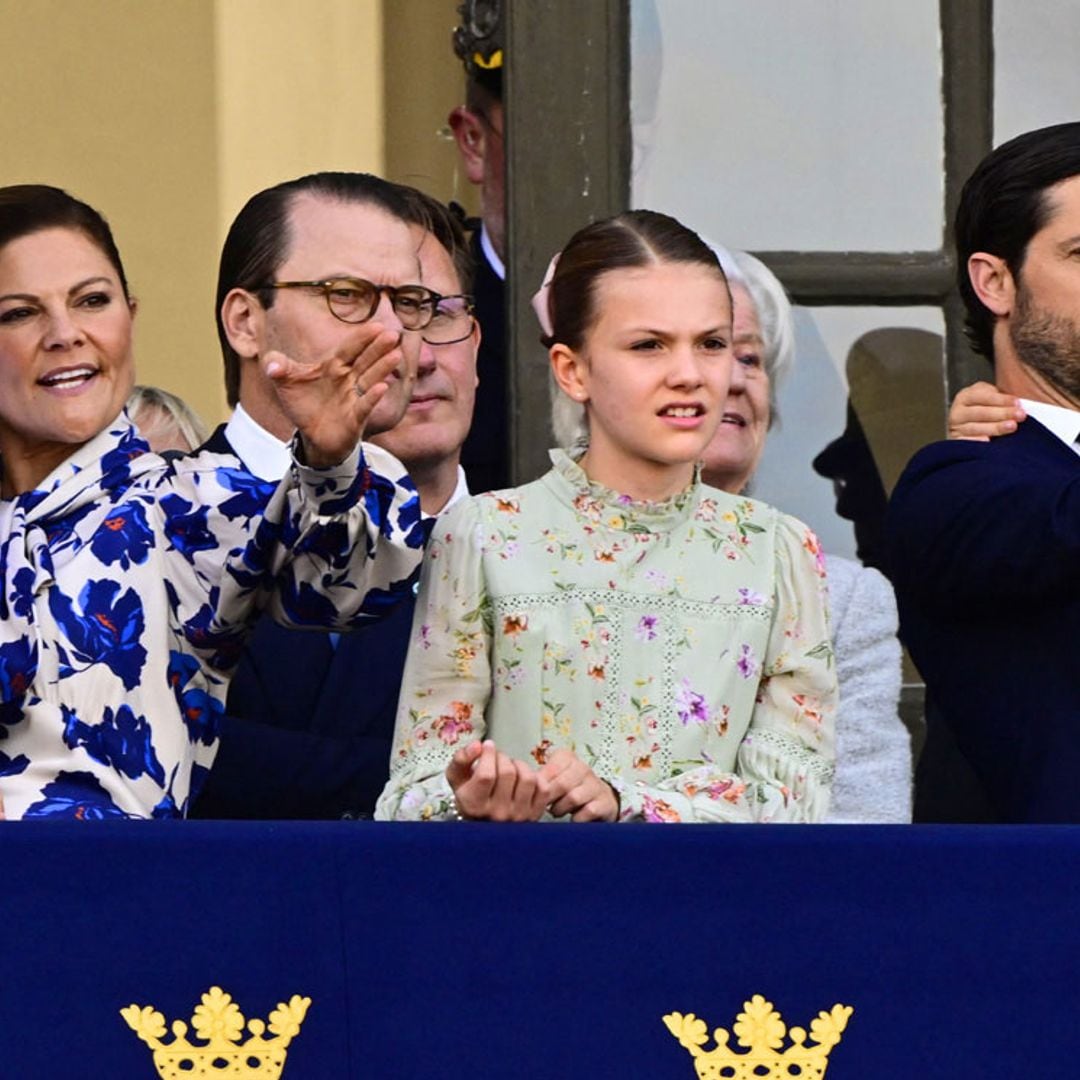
[368,192,479,523]
[192,174,480,820]
[214,172,428,469]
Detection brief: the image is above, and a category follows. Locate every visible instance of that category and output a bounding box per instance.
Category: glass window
[631,0,944,251]
[994,0,1080,143]
[753,306,946,568]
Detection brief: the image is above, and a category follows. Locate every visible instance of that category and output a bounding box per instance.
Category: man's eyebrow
[1056,234,1080,252]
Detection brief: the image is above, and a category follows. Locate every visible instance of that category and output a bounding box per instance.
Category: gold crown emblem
[664,994,853,1079]
[120,986,311,1080]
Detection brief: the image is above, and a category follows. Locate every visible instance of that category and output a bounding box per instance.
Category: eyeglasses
[260,278,440,330]
[422,294,476,345]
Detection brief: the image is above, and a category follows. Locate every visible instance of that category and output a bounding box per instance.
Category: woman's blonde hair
[127,385,209,453]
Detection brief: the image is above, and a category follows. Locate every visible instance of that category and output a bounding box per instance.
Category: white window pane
[994,0,1080,144]
[631,0,944,252]
[753,307,946,566]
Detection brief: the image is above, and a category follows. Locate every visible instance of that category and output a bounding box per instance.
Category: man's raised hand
[265,320,417,467]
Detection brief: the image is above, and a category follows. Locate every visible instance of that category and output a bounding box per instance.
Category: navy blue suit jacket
[459,229,509,493]
[191,426,415,819]
[888,417,1080,822]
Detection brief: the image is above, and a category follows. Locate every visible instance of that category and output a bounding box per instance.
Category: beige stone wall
[0,0,385,429]
[382,0,479,217]
[214,1,384,241]
[0,0,223,424]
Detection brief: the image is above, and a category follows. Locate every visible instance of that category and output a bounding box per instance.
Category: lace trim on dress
[491,589,773,623]
[544,448,701,532]
[743,727,834,782]
[492,589,773,780]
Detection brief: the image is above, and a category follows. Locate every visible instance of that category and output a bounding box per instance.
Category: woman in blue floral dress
[0,186,424,819]
[378,211,838,824]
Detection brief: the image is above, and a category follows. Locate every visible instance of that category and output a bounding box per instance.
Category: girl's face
[553,260,732,500]
[700,283,771,494]
[0,227,135,494]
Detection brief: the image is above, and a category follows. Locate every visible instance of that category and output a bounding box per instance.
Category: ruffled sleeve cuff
[736,727,834,822]
[287,436,367,518]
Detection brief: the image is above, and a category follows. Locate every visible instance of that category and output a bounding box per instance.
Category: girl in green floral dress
[376,210,837,824]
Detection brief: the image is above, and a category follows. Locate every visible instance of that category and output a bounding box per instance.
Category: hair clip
[530,252,560,339]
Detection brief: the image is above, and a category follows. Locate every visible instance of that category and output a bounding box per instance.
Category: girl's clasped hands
[448,740,619,822]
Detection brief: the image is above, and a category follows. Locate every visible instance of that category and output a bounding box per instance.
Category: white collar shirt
[224,403,292,481]
[225,404,474,511]
[480,224,505,282]
[442,466,470,515]
[1018,398,1080,457]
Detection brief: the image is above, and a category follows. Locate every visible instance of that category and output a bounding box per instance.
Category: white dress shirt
[1019,398,1080,457]
[225,403,471,511]
[480,224,505,282]
[224,403,292,482]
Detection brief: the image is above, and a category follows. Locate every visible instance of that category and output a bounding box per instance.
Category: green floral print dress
[376,449,838,823]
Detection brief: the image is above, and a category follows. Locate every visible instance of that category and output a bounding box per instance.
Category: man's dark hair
[0,184,131,300]
[465,75,502,120]
[394,185,474,294]
[216,172,421,406]
[956,121,1080,362]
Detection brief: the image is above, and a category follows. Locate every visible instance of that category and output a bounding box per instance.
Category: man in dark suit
[192,176,479,819]
[889,123,1080,822]
[449,1,510,493]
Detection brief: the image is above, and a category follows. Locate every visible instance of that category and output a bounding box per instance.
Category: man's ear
[968,252,1016,317]
[449,105,486,185]
[220,288,263,359]
[549,343,589,404]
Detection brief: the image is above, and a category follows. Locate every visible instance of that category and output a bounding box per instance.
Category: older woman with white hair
[700,249,911,823]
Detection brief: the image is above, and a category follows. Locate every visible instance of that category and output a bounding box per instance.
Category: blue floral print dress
[377,450,838,823]
[0,414,424,820]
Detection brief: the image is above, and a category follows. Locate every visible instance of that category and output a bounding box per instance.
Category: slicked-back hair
[545,209,728,352]
[546,209,729,448]
[393,185,474,293]
[0,184,130,300]
[217,172,425,406]
[956,121,1080,362]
